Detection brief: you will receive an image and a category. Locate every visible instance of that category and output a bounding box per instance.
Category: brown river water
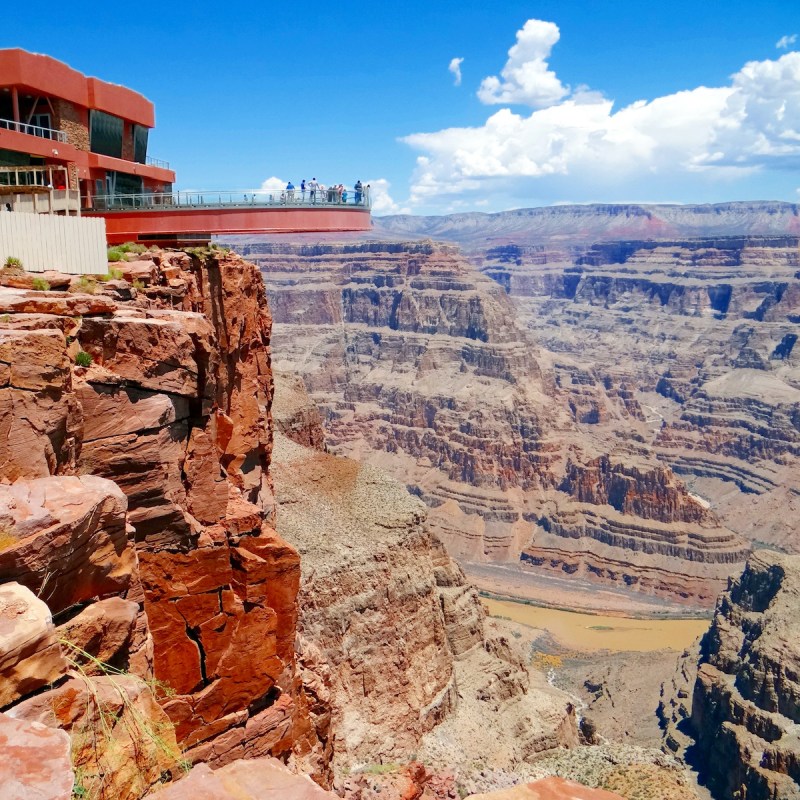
[483,597,710,653]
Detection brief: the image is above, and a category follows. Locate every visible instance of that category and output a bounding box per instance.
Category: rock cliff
[270,422,579,782]
[667,551,800,800]
[472,235,800,554]
[0,250,326,797]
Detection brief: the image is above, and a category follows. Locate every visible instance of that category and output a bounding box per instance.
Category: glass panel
[90,110,124,158]
[113,170,144,195]
[133,125,148,164]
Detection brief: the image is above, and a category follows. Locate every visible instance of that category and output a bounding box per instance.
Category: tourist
[355,180,363,205]
[301,179,306,201]
[286,181,295,202]
[342,187,348,203]
[309,177,318,204]
[364,184,371,205]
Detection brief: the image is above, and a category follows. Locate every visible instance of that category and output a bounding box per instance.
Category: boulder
[143,757,337,799]
[0,476,135,615]
[0,712,74,800]
[0,582,66,708]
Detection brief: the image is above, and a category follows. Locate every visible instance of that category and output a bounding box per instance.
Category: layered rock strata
[231,239,747,606]
[473,236,800,553]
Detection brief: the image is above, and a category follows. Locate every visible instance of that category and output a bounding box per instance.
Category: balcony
[0,117,67,143]
[91,187,372,211]
[0,165,81,215]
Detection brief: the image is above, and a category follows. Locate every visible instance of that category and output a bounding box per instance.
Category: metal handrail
[92,187,372,211]
[146,156,170,169]
[0,117,68,143]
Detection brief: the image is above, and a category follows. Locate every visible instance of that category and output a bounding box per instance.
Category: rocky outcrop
[466,778,626,800]
[0,251,326,794]
[673,551,800,799]
[273,369,326,451]
[143,757,338,800]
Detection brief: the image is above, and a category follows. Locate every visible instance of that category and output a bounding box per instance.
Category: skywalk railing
[0,117,68,143]
[91,187,372,211]
[145,156,170,169]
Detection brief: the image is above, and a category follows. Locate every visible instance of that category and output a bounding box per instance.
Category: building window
[133,125,148,164]
[90,110,124,158]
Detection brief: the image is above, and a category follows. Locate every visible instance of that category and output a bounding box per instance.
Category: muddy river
[483,597,709,653]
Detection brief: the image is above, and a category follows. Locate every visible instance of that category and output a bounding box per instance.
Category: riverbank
[483,597,708,653]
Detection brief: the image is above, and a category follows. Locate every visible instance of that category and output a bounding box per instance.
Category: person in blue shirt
[286,181,295,202]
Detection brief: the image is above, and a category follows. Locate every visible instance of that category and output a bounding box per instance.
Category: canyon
[1,198,799,800]
[230,237,752,609]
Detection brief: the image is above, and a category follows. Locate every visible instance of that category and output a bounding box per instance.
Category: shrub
[75,350,92,367]
[108,267,123,280]
[132,279,144,290]
[117,242,147,254]
[32,277,51,291]
[107,248,125,262]
[74,276,97,294]
[3,256,22,269]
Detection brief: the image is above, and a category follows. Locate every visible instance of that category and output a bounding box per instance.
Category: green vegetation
[3,256,22,269]
[75,350,93,368]
[59,639,186,800]
[74,275,97,294]
[106,248,124,263]
[117,242,147,254]
[132,279,144,290]
[32,277,51,291]
[358,763,402,775]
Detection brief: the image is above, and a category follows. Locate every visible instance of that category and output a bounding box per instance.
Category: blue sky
[6,1,800,213]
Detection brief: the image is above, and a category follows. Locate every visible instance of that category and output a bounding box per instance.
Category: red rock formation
[0,251,326,784]
[466,777,626,799]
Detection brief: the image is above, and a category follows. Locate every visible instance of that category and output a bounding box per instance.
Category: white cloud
[477,19,569,108]
[364,178,408,215]
[260,176,286,192]
[401,21,800,209]
[776,34,797,49]
[449,57,464,87]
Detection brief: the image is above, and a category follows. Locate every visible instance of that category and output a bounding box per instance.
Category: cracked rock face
[0,251,324,780]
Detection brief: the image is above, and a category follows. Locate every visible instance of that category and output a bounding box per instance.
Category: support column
[11,87,20,125]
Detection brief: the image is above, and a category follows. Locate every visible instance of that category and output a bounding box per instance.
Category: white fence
[0,213,107,275]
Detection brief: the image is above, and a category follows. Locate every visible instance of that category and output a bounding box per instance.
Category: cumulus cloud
[477,19,569,108]
[401,19,800,209]
[449,57,464,86]
[364,178,408,215]
[776,34,797,49]
[260,176,286,192]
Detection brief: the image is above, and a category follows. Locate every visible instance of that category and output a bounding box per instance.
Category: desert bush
[74,276,97,294]
[107,248,124,262]
[3,256,22,269]
[32,277,51,291]
[117,242,147,254]
[75,350,92,367]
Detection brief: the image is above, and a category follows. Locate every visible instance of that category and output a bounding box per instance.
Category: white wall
[0,213,107,274]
